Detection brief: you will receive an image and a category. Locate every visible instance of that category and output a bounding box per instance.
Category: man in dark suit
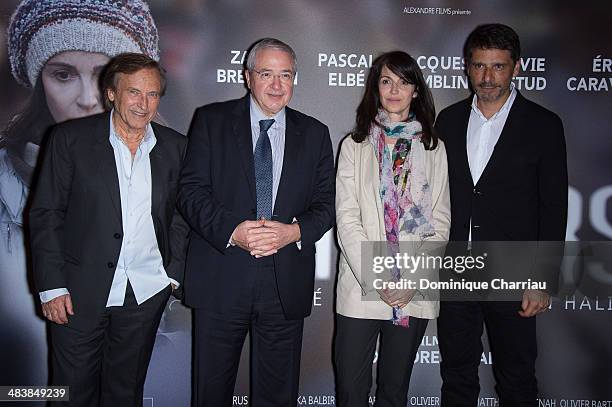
[29,53,188,406]
[178,38,334,406]
[435,24,567,406]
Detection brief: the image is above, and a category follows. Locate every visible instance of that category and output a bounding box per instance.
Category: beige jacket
[335,135,451,320]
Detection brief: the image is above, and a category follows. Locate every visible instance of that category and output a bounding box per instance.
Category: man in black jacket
[178,38,335,406]
[30,53,188,406]
[435,24,567,406]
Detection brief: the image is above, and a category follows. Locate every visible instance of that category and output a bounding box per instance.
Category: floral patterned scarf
[370,109,435,327]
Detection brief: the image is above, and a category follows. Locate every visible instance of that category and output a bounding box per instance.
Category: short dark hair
[351,51,437,150]
[101,53,166,110]
[464,23,521,64]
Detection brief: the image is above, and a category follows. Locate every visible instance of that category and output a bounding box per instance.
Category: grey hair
[245,38,297,73]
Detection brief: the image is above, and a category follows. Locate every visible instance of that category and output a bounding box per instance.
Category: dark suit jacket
[435,91,567,242]
[29,112,189,326]
[435,92,567,294]
[178,96,335,319]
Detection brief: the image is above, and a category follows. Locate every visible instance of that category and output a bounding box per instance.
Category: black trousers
[192,266,304,407]
[49,282,171,407]
[437,301,538,407]
[334,314,429,407]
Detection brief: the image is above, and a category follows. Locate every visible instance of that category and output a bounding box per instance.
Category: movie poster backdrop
[0,1,610,406]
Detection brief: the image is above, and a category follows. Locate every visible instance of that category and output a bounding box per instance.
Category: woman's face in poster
[41,51,110,123]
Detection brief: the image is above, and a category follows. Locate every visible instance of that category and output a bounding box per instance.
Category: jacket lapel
[363,142,386,241]
[458,100,475,187]
[273,107,303,220]
[93,112,122,224]
[233,96,257,204]
[149,125,164,223]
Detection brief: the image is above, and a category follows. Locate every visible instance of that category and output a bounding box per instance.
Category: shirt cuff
[169,278,180,288]
[293,217,301,250]
[40,288,70,303]
[227,231,237,248]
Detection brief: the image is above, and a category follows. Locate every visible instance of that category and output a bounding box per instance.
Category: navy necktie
[254,119,275,220]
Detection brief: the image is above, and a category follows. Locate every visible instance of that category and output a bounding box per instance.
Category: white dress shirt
[40,113,176,305]
[467,84,517,185]
[466,84,517,241]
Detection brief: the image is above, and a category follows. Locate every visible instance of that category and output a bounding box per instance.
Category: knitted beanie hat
[8,0,160,88]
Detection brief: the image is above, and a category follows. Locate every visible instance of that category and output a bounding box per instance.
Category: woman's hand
[377,288,416,308]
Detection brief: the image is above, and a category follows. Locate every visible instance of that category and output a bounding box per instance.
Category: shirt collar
[471,82,516,121]
[108,109,156,149]
[249,96,286,129]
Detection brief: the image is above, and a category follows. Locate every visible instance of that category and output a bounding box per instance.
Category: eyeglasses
[252,69,295,83]
[379,77,415,90]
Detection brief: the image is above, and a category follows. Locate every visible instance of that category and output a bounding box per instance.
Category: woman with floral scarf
[335,51,451,406]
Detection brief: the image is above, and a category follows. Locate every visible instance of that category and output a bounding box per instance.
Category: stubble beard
[476,83,509,103]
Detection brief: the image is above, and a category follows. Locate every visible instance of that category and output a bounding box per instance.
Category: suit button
[473,188,482,196]
[114,233,121,239]
[107,262,115,268]
[473,225,480,229]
